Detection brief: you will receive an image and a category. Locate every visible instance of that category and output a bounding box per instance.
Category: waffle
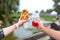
[20,9,29,20]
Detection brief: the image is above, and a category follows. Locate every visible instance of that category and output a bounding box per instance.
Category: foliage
[0,0,19,14]
[8,13,20,24]
[46,9,53,13]
[0,0,19,26]
[9,13,20,18]
[53,0,60,14]
[40,10,45,14]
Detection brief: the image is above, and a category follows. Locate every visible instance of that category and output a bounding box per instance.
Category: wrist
[14,23,20,29]
[37,25,46,31]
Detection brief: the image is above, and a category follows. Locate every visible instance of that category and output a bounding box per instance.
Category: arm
[2,24,17,36]
[2,20,26,36]
[34,18,60,40]
[38,26,60,40]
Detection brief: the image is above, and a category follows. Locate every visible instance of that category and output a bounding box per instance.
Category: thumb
[18,19,27,23]
[22,20,27,23]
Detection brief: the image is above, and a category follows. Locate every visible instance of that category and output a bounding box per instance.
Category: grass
[2,33,15,40]
[44,16,55,21]
[40,14,56,22]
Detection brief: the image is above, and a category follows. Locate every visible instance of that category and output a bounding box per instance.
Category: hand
[32,18,45,31]
[18,19,27,25]
[15,19,27,29]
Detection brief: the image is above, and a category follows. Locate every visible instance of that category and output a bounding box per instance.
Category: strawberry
[32,21,39,27]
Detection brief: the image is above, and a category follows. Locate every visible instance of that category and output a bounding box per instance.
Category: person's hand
[19,19,27,25]
[32,18,43,27]
[32,18,45,31]
[15,19,27,29]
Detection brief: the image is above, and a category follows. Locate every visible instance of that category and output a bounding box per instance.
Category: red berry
[32,21,39,27]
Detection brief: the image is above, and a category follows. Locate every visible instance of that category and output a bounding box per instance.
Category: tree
[0,0,19,26]
[53,0,60,15]
[46,9,53,13]
[40,10,45,14]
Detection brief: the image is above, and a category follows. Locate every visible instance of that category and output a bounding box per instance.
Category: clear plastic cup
[23,13,40,28]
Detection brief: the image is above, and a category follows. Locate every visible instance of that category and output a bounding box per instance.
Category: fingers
[32,18,40,23]
[32,18,44,27]
[35,18,40,22]
[32,18,40,27]
[18,19,27,23]
[22,20,27,23]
